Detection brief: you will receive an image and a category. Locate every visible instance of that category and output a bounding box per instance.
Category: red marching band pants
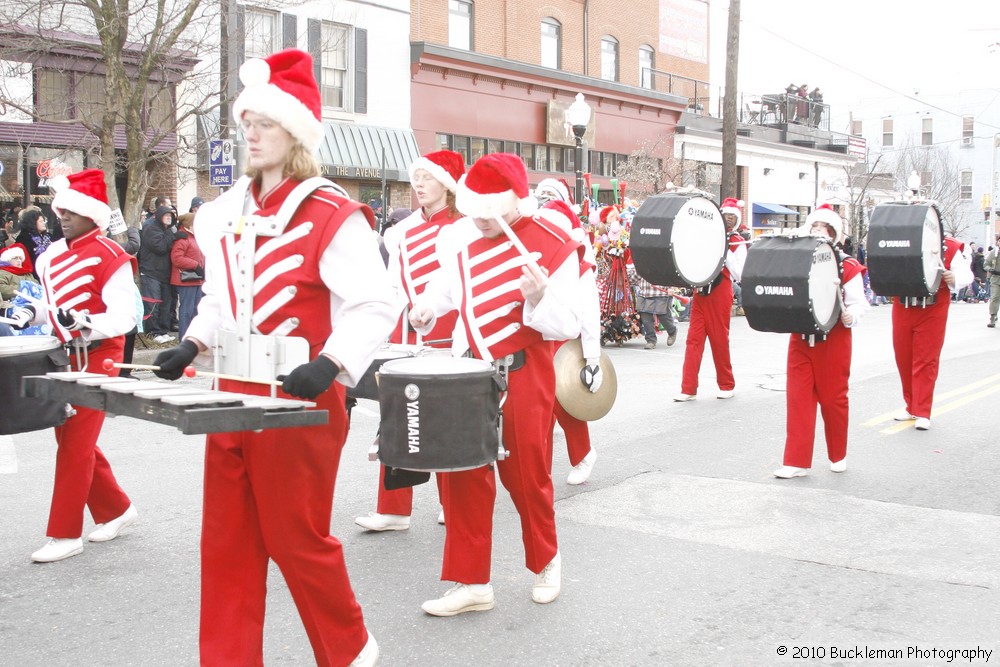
[891,296,950,420]
[200,378,367,667]
[551,403,591,467]
[439,341,559,584]
[782,324,852,468]
[680,280,735,395]
[47,337,132,539]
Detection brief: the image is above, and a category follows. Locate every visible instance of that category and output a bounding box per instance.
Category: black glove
[56,308,89,332]
[8,306,35,330]
[153,340,200,381]
[278,355,340,400]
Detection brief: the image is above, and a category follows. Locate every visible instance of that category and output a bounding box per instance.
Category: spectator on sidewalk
[139,204,176,343]
[170,212,205,340]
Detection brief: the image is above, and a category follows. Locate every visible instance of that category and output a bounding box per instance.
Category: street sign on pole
[209,138,235,188]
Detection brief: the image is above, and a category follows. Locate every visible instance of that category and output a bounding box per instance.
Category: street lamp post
[566,93,592,207]
[907,170,922,199]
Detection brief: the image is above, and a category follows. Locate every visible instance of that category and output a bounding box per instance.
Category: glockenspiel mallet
[102,359,161,372]
[183,366,285,388]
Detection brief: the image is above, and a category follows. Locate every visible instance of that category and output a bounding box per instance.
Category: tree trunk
[721,0,741,200]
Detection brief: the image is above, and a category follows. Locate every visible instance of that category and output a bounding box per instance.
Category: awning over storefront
[318,122,421,182]
[752,202,799,216]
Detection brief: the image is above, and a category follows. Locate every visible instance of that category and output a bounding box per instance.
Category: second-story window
[639,44,654,89]
[246,8,278,59]
[321,22,349,110]
[963,115,974,146]
[449,0,473,50]
[601,36,619,82]
[960,170,973,200]
[541,18,561,69]
[882,118,893,147]
[921,117,933,146]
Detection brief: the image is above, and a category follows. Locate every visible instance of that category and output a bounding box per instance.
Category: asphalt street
[2,301,999,666]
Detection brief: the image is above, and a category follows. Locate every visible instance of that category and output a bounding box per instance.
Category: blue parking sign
[210,164,234,187]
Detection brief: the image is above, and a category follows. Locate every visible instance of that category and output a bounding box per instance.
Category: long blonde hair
[245,143,321,182]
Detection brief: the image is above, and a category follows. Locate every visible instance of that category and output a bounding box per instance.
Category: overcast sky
[708,0,1000,124]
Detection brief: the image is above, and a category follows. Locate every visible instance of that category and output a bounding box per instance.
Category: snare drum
[347,344,418,401]
[377,356,500,472]
[742,235,841,335]
[0,336,70,434]
[866,202,944,298]
[629,193,727,288]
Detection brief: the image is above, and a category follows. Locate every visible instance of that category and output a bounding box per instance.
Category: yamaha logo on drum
[755,285,795,296]
[687,206,714,219]
[878,239,911,248]
[404,383,421,454]
[404,383,420,400]
[639,227,661,235]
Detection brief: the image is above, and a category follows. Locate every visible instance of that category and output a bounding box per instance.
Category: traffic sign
[210,164,234,188]
[209,139,235,167]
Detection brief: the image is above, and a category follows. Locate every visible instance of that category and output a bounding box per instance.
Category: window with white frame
[321,22,349,110]
[960,170,973,200]
[449,0,473,50]
[962,116,974,145]
[541,18,561,69]
[639,44,654,89]
[882,118,893,147]
[921,117,933,146]
[245,8,278,59]
[601,36,619,82]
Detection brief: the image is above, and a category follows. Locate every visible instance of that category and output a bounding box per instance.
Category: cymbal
[553,338,617,421]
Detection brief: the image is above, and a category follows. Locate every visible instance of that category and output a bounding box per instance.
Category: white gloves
[580,358,603,393]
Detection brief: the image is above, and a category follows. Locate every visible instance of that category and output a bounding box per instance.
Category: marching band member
[355,149,466,532]
[674,197,746,401]
[9,169,138,562]
[773,205,869,478]
[409,153,588,615]
[535,180,600,484]
[153,49,392,666]
[890,227,973,430]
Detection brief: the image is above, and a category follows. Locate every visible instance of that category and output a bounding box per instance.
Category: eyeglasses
[240,117,278,133]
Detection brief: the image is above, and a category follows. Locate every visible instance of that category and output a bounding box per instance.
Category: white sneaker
[673,393,696,402]
[31,537,83,563]
[893,409,915,421]
[914,417,931,431]
[437,508,445,525]
[153,334,175,344]
[532,552,561,604]
[88,504,138,542]
[773,466,810,479]
[421,583,495,616]
[349,631,379,667]
[716,389,735,399]
[354,513,410,532]
[830,458,847,473]
[567,449,597,485]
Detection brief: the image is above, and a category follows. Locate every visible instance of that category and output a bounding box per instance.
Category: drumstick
[494,216,542,274]
[0,315,21,326]
[102,360,161,372]
[183,366,284,388]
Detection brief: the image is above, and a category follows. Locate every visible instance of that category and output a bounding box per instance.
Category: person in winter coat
[0,243,40,312]
[139,205,176,340]
[169,212,205,339]
[14,207,53,278]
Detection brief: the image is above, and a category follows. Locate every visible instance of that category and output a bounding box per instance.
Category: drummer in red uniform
[409,153,589,615]
[674,197,746,401]
[773,205,869,478]
[890,229,972,430]
[153,49,393,666]
[9,169,138,563]
[354,149,467,532]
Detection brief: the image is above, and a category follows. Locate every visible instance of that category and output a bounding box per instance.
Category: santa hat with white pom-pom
[232,49,323,152]
[50,168,112,230]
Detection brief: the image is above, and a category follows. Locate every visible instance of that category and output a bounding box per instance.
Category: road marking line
[878,382,1000,434]
[864,372,1000,427]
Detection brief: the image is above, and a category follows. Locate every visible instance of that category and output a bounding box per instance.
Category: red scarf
[0,242,33,276]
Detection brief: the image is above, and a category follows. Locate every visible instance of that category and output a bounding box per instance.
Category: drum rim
[378,357,495,376]
[0,335,62,356]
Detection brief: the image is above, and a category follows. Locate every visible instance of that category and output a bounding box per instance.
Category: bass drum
[377,356,501,472]
[0,335,70,435]
[629,193,727,288]
[866,202,943,297]
[742,235,842,335]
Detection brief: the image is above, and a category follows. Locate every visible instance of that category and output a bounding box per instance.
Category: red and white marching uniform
[374,205,462,515]
[782,254,869,468]
[31,227,136,538]
[415,214,586,583]
[891,238,973,420]
[185,175,397,666]
[679,231,746,395]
